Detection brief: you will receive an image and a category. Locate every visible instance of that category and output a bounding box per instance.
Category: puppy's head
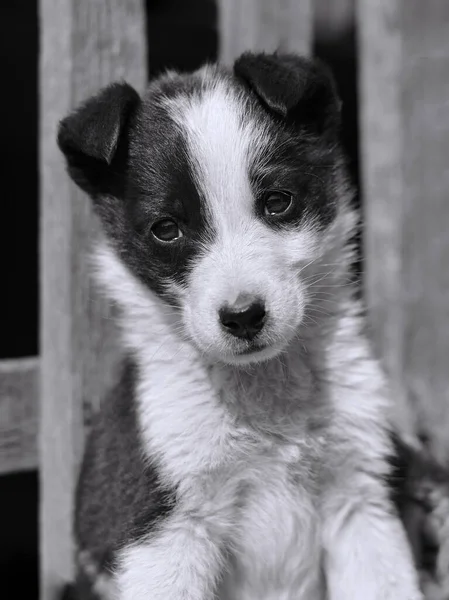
[58,52,351,366]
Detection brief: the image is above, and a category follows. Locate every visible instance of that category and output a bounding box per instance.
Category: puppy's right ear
[234,53,341,138]
[57,82,140,198]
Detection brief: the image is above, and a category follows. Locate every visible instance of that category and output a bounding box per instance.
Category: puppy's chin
[194,338,290,367]
[221,343,286,366]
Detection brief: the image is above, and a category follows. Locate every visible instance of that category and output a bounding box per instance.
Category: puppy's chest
[217,443,325,599]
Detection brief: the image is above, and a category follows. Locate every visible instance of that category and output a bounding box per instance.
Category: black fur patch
[248,130,339,230]
[234,52,341,137]
[75,357,177,569]
[57,82,140,200]
[120,78,215,296]
[58,75,214,303]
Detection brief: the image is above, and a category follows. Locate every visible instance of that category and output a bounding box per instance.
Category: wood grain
[400,0,449,465]
[357,0,409,432]
[218,0,312,65]
[357,0,449,461]
[314,0,355,42]
[0,358,39,475]
[39,0,147,597]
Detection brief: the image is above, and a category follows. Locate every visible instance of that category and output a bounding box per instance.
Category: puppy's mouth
[236,343,267,356]
[222,339,288,365]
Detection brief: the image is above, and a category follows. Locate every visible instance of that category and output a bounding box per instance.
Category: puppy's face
[58,53,344,365]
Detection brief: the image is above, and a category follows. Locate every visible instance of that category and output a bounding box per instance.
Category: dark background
[0,0,359,595]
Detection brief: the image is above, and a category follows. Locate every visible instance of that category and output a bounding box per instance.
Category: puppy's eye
[263,191,293,216]
[151,219,183,242]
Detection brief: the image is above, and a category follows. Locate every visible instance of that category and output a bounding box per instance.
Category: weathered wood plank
[314,0,354,42]
[400,0,449,465]
[357,0,449,461]
[39,0,147,597]
[356,0,409,432]
[0,357,39,475]
[218,0,312,65]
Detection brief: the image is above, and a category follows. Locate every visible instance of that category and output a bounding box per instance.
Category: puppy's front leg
[323,473,423,600]
[116,512,226,600]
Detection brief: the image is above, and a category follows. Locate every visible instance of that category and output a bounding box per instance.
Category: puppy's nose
[219,295,266,340]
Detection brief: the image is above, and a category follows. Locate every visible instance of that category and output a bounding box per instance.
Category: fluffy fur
[58,52,423,599]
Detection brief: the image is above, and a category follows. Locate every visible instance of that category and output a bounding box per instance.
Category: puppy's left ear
[57,81,140,198]
[234,52,341,137]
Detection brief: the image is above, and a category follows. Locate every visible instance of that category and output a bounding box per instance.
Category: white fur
[91,75,422,600]
[165,76,318,365]
[95,242,421,600]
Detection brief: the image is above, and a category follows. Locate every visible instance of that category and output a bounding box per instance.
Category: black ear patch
[57,82,140,197]
[234,52,341,136]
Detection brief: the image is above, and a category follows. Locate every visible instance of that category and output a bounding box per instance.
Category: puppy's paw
[329,563,423,600]
[372,575,423,600]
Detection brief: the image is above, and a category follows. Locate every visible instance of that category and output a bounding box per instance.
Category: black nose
[219,297,266,340]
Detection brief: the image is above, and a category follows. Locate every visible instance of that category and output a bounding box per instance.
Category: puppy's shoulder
[75,356,177,571]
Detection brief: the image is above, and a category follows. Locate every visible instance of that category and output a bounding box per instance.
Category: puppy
[58,52,423,600]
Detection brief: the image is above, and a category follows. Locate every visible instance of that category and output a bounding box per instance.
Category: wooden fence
[0,0,448,598]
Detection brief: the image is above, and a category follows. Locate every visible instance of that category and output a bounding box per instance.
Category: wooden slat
[218,0,312,65]
[314,0,354,42]
[400,0,449,465]
[357,0,409,433]
[358,0,449,460]
[39,0,147,597]
[0,357,39,475]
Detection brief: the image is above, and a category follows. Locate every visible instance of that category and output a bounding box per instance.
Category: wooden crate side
[356,0,411,433]
[400,0,449,464]
[0,357,39,475]
[218,0,312,65]
[357,0,449,457]
[39,0,147,597]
